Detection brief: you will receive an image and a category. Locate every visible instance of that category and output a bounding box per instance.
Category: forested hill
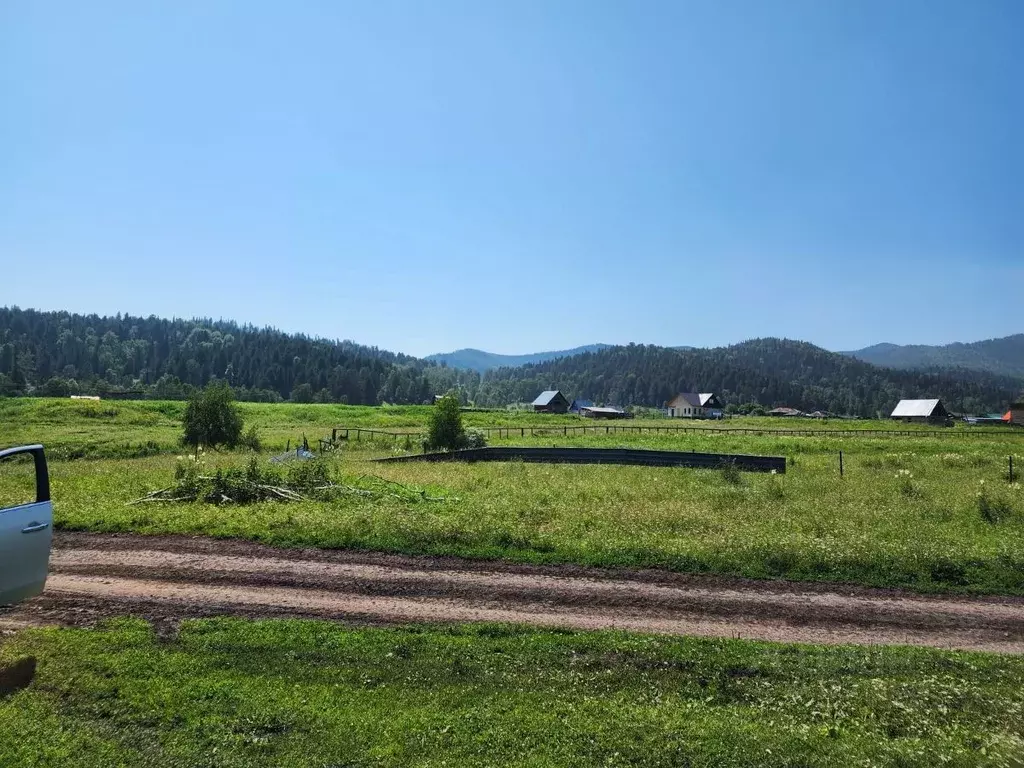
[843,334,1024,378]
[3,308,1021,415]
[474,339,1024,417]
[0,307,475,404]
[425,344,610,372]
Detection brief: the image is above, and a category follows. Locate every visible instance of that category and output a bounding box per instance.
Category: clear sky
[3,1,1021,357]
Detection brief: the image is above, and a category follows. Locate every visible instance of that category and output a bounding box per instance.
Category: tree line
[2,308,1020,415]
[0,307,476,404]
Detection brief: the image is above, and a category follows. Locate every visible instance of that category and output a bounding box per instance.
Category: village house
[666,392,722,419]
[890,399,950,425]
[532,390,570,414]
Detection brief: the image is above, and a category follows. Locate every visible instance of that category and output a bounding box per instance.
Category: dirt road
[3,532,1024,653]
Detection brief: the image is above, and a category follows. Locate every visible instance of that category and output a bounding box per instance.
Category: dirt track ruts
[2,532,1023,653]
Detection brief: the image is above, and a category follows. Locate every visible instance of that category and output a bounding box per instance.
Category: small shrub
[240,424,262,452]
[978,485,1014,525]
[720,461,742,485]
[895,469,918,497]
[464,429,487,449]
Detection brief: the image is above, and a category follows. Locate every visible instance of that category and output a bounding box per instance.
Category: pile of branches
[128,457,455,506]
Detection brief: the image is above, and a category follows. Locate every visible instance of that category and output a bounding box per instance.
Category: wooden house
[532,390,570,414]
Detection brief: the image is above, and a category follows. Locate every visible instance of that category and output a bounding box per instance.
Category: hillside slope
[475,339,1023,416]
[844,334,1024,378]
[425,344,610,372]
[0,307,475,404]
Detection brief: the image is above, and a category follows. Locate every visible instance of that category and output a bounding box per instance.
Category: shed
[1010,402,1024,426]
[579,406,629,420]
[768,407,804,417]
[890,399,950,424]
[667,392,722,419]
[568,399,594,414]
[532,390,570,414]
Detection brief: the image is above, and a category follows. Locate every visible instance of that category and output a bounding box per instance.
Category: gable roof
[698,393,719,407]
[569,399,594,410]
[768,406,803,416]
[532,390,566,406]
[580,406,625,415]
[668,392,702,408]
[891,399,943,418]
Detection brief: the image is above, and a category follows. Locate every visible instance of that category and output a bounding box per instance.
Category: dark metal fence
[375,446,787,473]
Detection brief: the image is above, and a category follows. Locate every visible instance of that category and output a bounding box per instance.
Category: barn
[532,390,570,414]
[890,399,950,425]
[579,405,629,420]
[568,399,594,414]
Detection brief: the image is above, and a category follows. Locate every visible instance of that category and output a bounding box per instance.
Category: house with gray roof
[667,392,722,419]
[890,399,950,424]
[532,390,570,414]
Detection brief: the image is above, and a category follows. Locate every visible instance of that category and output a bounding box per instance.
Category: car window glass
[0,452,36,509]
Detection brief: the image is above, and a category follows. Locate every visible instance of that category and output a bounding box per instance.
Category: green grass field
[1,397,1013,460]
[3,398,1023,594]
[2,618,1022,767]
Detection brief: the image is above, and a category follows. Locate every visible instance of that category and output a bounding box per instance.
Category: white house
[667,392,722,419]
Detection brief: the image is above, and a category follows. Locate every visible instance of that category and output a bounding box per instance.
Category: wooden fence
[375,446,787,473]
[324,423,1021,449]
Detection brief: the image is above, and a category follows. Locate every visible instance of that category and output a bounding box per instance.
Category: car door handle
[21,521,50,533]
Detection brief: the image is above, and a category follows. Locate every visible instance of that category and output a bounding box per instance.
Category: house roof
[698,393,717,406]
[532,390,565,406]
[891,399,943,418]
[569,399,594,409]
[768,406,803,416]
[668,392,701,408]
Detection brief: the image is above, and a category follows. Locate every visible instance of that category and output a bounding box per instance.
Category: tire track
[3,533,1022,653]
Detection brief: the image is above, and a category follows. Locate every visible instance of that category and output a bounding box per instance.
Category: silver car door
[0,445,53,605]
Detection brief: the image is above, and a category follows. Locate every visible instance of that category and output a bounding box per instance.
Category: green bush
[182,380,243,452]
[427,393,466,451]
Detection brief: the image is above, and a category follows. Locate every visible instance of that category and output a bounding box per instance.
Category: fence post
[332,428,337,444]
[839,450,844,477]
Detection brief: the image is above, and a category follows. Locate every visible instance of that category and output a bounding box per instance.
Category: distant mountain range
[428,334,1024,380]
[424,344,612,373]
[842,334,1024,379]
[473,338,1023,416]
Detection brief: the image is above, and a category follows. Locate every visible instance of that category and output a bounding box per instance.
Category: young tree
[427,392,466,451]
[183,380,243,452]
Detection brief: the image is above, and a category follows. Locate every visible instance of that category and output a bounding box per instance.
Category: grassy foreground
[3,398,1023,593]
[2,618,1023,767]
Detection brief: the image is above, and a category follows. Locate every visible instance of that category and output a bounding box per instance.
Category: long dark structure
[375,446,786,473]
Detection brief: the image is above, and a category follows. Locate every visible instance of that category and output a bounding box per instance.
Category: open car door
[0,445,53,605]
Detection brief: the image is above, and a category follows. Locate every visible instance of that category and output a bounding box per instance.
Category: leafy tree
[427,392,466,451]
[182,380,243,452]
[291,383,314,403]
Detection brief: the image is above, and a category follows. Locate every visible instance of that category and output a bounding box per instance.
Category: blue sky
[3,1,1021,357]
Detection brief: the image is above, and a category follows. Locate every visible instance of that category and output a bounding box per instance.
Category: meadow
[3,398,1023,594]
[2,618,1023,767]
